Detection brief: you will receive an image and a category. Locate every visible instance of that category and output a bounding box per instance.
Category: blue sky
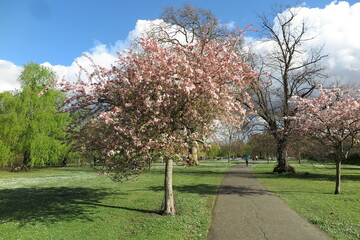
[0,0,345,66]
[1,0,360,91]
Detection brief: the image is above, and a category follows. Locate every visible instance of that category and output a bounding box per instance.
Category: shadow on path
[147,183,270,197]
[217,185,270,196]
[207,165,333,240]
[147,184,218,196]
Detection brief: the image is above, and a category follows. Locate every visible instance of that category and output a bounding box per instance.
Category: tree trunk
[12,151,31,172]
[22,150,31,171]
[62,157,68,167]
[273,140,295,173]
[191,145,199,165]
[163,158,176,215]
[334,160,341,194]
[188,144,199,166]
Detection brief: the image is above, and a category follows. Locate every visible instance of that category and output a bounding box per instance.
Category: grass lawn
[0,161,230,240]
[252,160,360,240]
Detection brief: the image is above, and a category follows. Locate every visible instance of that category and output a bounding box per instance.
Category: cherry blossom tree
[133,3,250,165]
[290,86,360,194]
[61,38,256,215]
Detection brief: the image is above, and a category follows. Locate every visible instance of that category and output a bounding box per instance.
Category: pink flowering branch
[61,37,257,214]
[290,85,360,194]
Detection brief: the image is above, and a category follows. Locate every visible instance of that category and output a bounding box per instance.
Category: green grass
[252,161,360,240]
[0,161,230,240]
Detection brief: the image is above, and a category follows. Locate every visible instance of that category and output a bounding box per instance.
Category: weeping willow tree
[0,63,70,170]
[0,91,20,166]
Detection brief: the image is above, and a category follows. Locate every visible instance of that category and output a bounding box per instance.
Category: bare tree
[132,3,244,50]
[215,124,245,162]
[247,7,328,173]
[247,132,277,161]
[160,3,231,46]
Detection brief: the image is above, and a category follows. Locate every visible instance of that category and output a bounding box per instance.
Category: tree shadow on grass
[147,184,271,197]
[0,187,158,227]
[255,171,360,182]
[149,167,228,176]
[80,202,160,214]
[342,167,360,170]
[0,187,114,226]
[147,184,218,196]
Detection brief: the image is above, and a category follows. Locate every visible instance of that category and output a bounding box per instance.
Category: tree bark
[227,149,231,163]
[188,144,199,166]
[22,150,31,171]
[191,145,199,165]
[273,139,295,173]
[163,158,176,215]
[12,151,31,172]
[334,160,341,194]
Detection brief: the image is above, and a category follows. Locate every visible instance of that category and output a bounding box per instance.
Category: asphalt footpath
[207,164,333,240]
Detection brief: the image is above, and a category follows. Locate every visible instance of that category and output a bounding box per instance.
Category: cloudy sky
[0,0,359,91]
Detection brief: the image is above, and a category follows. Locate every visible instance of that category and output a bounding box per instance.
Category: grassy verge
[252,160,360,240]
[0,160,230,240]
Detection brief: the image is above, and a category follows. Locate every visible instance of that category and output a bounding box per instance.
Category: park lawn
[252,161,360,240]
[0,161,230,240]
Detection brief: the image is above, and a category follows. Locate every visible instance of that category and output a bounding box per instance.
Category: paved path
[207,164,333,240]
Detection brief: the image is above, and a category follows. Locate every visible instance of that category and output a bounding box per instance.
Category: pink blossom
[290,86,360,143]
[60,38,256,169]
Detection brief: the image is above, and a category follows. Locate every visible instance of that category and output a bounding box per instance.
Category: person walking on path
[245,156,249,167]
[207,164,333,240]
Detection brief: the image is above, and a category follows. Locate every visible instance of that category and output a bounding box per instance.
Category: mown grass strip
[0,161,230,240]
[252,161,360,240]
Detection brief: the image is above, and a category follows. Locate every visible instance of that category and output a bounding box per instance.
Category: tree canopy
[0,63,70,170]
[290,85,360,194]
[61,38,256,214]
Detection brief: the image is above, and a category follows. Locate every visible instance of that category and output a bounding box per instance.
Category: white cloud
[50,19,178,83]
[0,19,181,92]
[222,21,236,30]
[0,60,22,92]
[2,2,360,92]
[41,42,118,84]
[105,19,173,53]
[129,19,194,47]
[246,3,360,89]
[128,19,166,39]
[246,1,360,87]
[286,1,360,85]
